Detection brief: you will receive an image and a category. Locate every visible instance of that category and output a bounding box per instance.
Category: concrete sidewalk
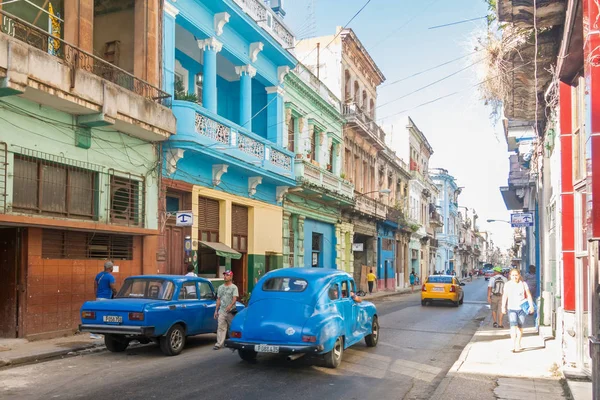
[431,310,576,400]
[0,334,105,368]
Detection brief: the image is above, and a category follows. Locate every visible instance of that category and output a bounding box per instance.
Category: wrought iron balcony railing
[231,0,295,49]
[0,10,171,105]
[298,160,353,199]
[342,102,386,148]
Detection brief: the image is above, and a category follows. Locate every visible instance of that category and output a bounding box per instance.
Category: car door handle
[169,305,176,310]
[202,304,207,308]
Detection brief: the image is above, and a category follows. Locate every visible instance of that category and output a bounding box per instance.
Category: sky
[283,0,515,251]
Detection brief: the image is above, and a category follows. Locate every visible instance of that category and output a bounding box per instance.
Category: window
[310,127,320,162]
[110,175,143,226]
[13,156,96,219]
[572,79,586,181]
[166,195,180,212]
[345,149,352,179]
[198,196,220,242]
[312,232,322,267]
[341,281,350,298]
[199,282,215,300]
[42,229,134,260]
[382,239,393,251]
[116,279,175,300]
[179,282,198,300]
[262,277,308,292]
[328,143,334,172]
[232,204,248,252]
[328,283,340,300]
[288,215,295,266]
[287,115,296,153]
[427,276,452,284]
[195,72,203,105]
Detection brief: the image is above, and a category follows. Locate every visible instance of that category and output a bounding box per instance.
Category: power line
[428,16,487,30]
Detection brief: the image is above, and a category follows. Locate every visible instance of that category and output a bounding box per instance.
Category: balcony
[497,0,565,28]
[355,195,386,219]
[293,63,341,111]
[449,202,458,215]
[170,101,294,184]
[437,233,458,247]
[430,211,443,227]
[0,11,174,141]
[342,102,385,150]
[231,0,295,50]
[295,159,353,203]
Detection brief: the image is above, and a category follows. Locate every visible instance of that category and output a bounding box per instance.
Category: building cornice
[285,72,346,126]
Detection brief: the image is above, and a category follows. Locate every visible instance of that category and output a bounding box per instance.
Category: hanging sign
[176,212,193,227]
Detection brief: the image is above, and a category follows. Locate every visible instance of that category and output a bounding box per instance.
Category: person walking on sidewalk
[501,268,535,353]
[487,266,507,328]
[367,269,376,294]
[409,270,416,292]
[213,270,238,350]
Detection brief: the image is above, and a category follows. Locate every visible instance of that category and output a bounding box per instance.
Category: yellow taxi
[421,275,465,307]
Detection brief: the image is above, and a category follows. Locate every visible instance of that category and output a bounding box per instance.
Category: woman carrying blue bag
[501,268,535,353]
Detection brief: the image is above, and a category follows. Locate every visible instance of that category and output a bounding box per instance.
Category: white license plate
[432,287,444,292]
[254,344,279,353]
[103,315,123,323]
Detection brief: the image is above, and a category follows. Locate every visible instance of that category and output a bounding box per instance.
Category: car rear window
[116,279,175,300]
[262,277,308,292]
[427,276,453,284]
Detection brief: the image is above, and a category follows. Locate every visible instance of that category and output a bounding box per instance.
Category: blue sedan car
[225,268,379,368]
[79,275,244,356]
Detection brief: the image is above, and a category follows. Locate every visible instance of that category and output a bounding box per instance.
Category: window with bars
[12,155,97,219]
[287,115,296,153]
[110,174,144,226]
[232,204,248,252]
[42,229,133,260]
[382,238,393,251]
[198,196,220,242]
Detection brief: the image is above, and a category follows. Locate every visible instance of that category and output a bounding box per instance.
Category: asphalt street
[0,277,490,400]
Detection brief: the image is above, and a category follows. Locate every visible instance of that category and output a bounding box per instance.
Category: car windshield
[116,279,175,300]
[427,276,453,284]
[262,277,308,292]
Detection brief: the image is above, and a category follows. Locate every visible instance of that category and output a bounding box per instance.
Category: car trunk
[425,283,451,294]
[242,298,313,343]
[81,299,157,326]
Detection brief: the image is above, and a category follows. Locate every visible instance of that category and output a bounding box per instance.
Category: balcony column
[235,65,256,130]
[197,38,223,113]
[64,0,94,53]
[162,1,179,97]
[266,86,285,146]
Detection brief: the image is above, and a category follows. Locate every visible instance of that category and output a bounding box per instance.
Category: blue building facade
[430,169,460,273]
[161,0,297,293]
[377,221,396,287]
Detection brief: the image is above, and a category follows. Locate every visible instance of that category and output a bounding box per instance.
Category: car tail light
[81,311,95,319]
[302,335,317,343]
[230,331,242,338]
[450,286,456,293]
[128,312,144,321]
[422,284,426,291]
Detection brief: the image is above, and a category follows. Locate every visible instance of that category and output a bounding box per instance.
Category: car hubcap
[333,339,342,359]
[373,322,378,341]
[171,329,183,350]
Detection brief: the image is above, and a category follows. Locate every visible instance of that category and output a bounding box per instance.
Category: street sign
[176,212,193,226]
[511,212,534,228]
[352,243,364,252]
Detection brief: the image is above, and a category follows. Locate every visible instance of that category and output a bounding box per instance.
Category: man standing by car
[213,270,238,350]
[95,261,117,300]
[487,266,507,328]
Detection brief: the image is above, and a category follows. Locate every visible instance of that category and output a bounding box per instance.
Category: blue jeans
[508,309,526,328]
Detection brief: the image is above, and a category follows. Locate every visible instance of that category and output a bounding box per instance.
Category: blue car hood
[242,298,313,343]
[81,298,161,312]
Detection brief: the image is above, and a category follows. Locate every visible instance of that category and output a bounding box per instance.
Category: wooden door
[166,225,184,275]
[0,228,18,338]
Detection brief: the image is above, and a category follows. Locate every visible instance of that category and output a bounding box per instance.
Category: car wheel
[421,300,427,306]
[104,334,129,352]
[324,336,344,368]
[365,316,379,347]
[160,324,186,356]
[453,300,460,307]
[238,349,258,363]
[459,295,464,305]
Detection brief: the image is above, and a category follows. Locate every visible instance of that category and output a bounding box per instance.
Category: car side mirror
[459,282,465,286]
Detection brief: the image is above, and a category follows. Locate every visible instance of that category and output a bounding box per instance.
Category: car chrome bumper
[79,324,155,336]
[224,340,324,354]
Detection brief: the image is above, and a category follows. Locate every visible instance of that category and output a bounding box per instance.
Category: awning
[198,241,242,260]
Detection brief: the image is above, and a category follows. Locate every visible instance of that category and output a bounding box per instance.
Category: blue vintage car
[224,268,379,368]
[79,275,244,356]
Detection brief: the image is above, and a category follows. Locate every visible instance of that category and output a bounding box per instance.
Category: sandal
[498,325,505,328]
[493,322,498,328]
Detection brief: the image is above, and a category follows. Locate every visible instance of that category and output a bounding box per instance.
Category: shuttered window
[42,229,133,260]
[287,116,296,153]
[198,196,219,242]
[109,175,144,227]
[232,204,248,252]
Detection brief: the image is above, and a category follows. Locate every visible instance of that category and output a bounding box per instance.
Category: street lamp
[487,219,511,224]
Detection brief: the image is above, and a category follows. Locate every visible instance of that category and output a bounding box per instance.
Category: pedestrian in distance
[487,266,507,328]
[367,269,376,294]
[501,268,535,353]
[91,261,117,339]
[524,265,537,300]
[409,270,416,292]
[185,264,197,277]
[213,270,239,350]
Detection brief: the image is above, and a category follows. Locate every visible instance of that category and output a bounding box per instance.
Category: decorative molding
[164,1,179,18]
[278,66,290,84]
[235,65,257,78]
[276,186,289,202]
[248,176,263,197]
[285,72,345,125]
[212,164,228,186]
[166,148,185,175]
[266,86,285,96]
[249,42,264,62]
[197,37,223,52]
[214,12,230,36]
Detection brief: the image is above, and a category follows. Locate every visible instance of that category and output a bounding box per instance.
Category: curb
[0,343,105,369]
[366,288,413,302]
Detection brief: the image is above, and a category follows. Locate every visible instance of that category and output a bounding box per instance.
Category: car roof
[125,275,211,284]
[427,275,456,278]
[267,267,352,280]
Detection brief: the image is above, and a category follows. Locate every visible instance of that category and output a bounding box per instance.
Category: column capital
[164,1,179,18]
[197,37,223,52]
[266,86,285,96]
[235,65,257,78]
